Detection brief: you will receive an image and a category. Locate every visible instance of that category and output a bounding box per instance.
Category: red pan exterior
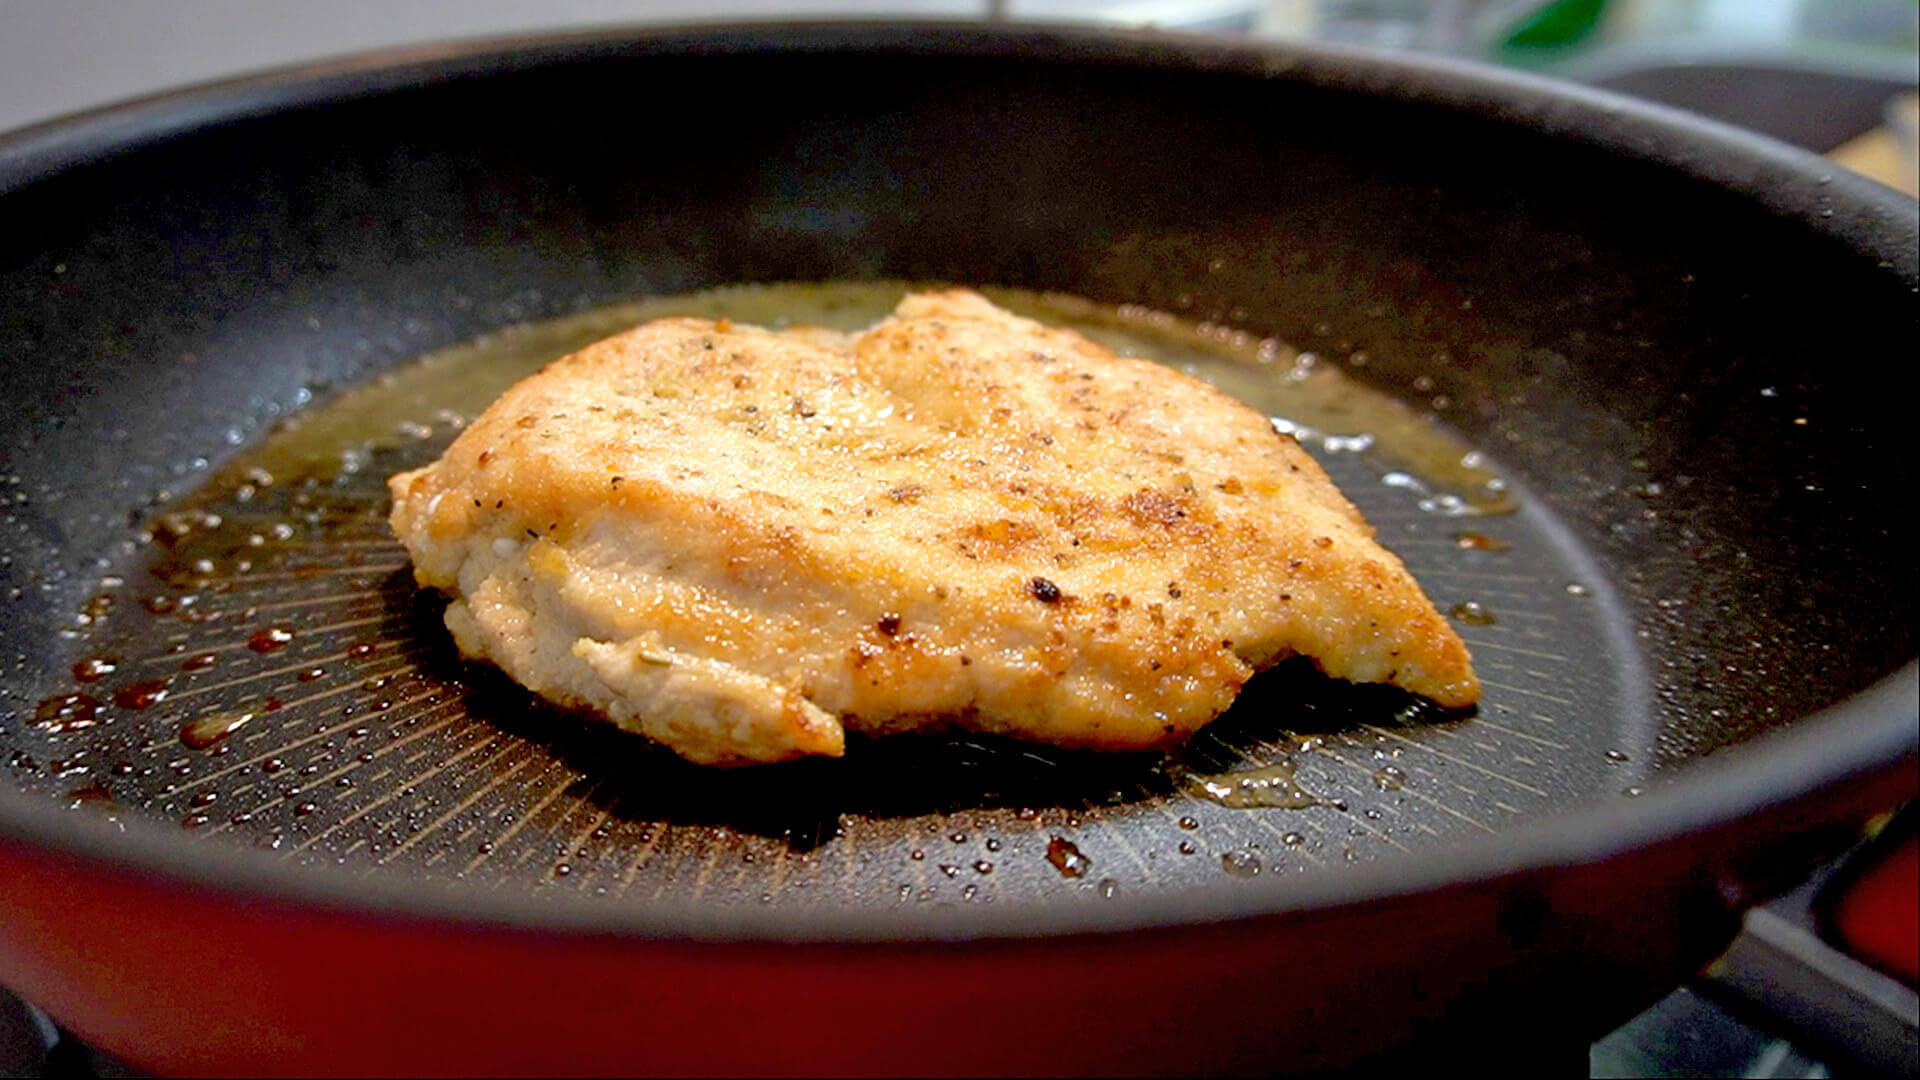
[3,755,1909,1076]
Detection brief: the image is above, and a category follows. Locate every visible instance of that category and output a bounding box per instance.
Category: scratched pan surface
[0,27,1913,922]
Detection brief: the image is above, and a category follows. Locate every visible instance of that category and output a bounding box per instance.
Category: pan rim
[0,20,1914,946]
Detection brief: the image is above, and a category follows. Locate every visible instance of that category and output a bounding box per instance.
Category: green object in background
[1495,0,1609,63]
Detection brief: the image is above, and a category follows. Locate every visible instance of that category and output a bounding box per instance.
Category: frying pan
[0,23,1913,1076]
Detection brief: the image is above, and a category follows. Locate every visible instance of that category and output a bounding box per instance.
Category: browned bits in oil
[1028,577,1063,604]
[180,652,218,672]
[71,657,117,683]
[112,679,171,710]
[179,712,254,750]
[1178,816,1200,830]
[34,693,101,732]
[1452,532,1511,552]
[140,594,180,615]
[80,593,114,620]
[297,667,325,682]
[876,613,902,637]
[248,626,295,653]
[1045,836,1092,878]
[65,783,116,809]
[347,643,377,661]
[1448,601,1496,626]
[1312,536,1333,549]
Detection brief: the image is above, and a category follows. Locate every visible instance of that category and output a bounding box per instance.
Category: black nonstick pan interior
[11,394,1642,906]
[1,27,1913,922]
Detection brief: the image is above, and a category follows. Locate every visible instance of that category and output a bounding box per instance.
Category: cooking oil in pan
[211,281,1514,513]
[12,281,1644,907]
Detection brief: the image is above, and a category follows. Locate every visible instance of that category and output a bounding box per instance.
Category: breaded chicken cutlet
[388,290,1477,765]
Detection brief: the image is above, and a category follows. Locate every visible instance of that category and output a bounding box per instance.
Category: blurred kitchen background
[1,0,1916,193]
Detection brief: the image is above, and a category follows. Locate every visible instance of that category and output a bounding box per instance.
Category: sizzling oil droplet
[1045,836,1093,878]
[1221,851,1262,878]
[1451,532,1511,552]
[1604,749,1630,763]
[1170,761,1335,810]
[140,594,179,615]
[1178,815,1200,830]
[1096,878,1121,899]
[179,712,255,750]
[180,652,218,672]
[65,783,116,810]
[34,693,100,732]
[248,627,294,653]
[111,679,171,710]
[71,657,117,683]
[1372,766,1407,791]
[1448,601,1496,626]
[346,643,376,660]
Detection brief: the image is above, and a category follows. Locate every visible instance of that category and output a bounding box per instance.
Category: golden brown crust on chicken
[388,290,1476,765]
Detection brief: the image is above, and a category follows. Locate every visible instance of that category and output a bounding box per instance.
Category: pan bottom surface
[3,283,1651,909]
